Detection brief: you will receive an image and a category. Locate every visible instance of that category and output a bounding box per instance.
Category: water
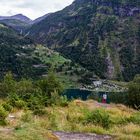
[63,89,92,100]
[63,89,128,104]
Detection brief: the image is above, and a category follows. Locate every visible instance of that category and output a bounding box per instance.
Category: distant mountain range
[0,14,31,23]
[0,14,31,32]
[0,13,51,32]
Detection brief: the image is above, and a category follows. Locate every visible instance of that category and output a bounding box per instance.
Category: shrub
[0,72,16,98]
[128,112,140,125]
[21,111,32,122]
[0,106,8,125]
[50,91,68,107]
[27,96,43,110]
[7,93,19,106]
[2,102,13,112]
[33,108,47,116]
[84,109,111,129]
[16,79,41,99]
[8,95,26,109]
[127,75,140,109]
[37,69,64,98]
[14,100,26,109]
[59,96,69,107]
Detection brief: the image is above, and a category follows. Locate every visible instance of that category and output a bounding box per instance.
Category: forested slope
[29,0,140,81]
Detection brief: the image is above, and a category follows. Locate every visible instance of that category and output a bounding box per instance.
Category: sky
[0,0,74,20]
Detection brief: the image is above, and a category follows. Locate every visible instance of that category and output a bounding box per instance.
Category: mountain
[0,14,32,32]
[0,14,32,23]
[31,13,51,24]
[0,23,47,78]
[0,23,88,87]
[29,0,140,81]
[0,14,51,32]
[0,19,30,32]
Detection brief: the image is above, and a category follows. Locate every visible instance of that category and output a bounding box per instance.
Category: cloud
[0,0,74,19]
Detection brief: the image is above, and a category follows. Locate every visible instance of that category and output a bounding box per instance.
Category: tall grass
[0,100,140,140]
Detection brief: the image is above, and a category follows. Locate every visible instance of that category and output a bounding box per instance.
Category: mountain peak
[0,14,32,23]
[11,14,32,22]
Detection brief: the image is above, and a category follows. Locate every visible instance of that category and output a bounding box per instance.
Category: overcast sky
[0,0,74,20]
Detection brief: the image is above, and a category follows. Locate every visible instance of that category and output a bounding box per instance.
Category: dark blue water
[63,89,128,104]
[63,89,92,100]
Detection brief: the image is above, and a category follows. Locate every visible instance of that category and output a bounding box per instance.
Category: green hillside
[32,45,90,88]
[29,0,140,81]
[0,1,140,139]
[0,19,30,32]
[0,24,47,79]
[0,24,89,87]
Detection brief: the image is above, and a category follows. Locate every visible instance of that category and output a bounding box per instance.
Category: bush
[128,112,140,125]
[8,93,26,109]
[7,93,19,106]
[127,75,140,109]
[14,100,26,109]
[21,111,32,122]
[2,102,13,112]
[27,96,43,110]
[59,96,69,107]
[33,108,47,116]
[37,69,64,98]
[0,72,16,98]
[84,109,111,129]
[50,91,68,107]
[0,106,8,125]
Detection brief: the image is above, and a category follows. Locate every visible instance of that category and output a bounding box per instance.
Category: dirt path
[74,100,113,110]
[54,131,112,140]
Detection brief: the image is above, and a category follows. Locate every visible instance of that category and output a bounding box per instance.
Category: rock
[53,131,112,140]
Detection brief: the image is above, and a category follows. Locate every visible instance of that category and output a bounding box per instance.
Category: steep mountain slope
[0,24,89,87]
[31,13,51,24]
[0,14,32,32]
[29,0,140,81]
[0,24,47,78]
[0,19,30,32]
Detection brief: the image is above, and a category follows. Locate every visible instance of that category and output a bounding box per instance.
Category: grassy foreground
[0,100,140,140]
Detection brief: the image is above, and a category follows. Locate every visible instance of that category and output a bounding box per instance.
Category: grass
[32,45,85,88]
[56,74,79,88]
[111,124,140,140]
[108,80,128,88]
[0,100,140,140]
[33,45,70,66]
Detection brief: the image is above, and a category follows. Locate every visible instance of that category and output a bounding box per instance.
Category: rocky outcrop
[106,53,114,79]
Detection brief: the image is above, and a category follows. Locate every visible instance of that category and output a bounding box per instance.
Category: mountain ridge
[28,0,140,81]
[0,14,32,23]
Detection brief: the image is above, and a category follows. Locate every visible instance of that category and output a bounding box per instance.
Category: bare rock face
[106,53,114,79]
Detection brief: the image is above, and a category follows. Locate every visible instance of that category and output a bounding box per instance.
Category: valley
[0,0,140,140]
